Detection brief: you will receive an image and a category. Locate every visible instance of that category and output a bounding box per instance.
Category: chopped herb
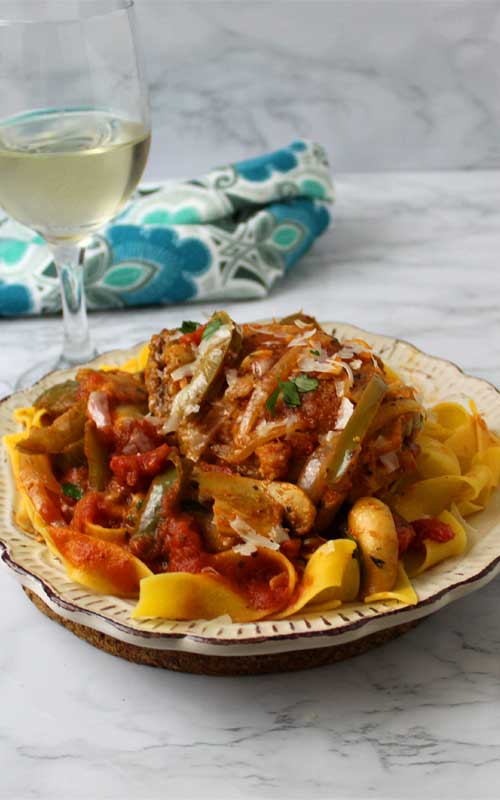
[61,482,83,501]
[136,500,144,510]
[279,380,301,408]
[370,556,385,568]
[310,349,320,356]
[180,320,200,334]
[292,373,319,393]
[202,317,223,340]
[266,387,280,417]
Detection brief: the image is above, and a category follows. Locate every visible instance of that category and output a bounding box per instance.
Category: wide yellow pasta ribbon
[133,548,297,622]
[4,416,151,597]
[101,343,150,374]
[364,563,417,605]
[393,401,500,521]
[274,539,359,618]
[403,510,467,578]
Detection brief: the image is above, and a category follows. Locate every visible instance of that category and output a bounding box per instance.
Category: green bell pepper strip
[299,375,388,506]
[52,438,85,472]
[17,400,87,455]
[84,422,110,491]
[130,458,181,542]
[34,380,79,417]
[163,311,242,434]
[327,375,388,483]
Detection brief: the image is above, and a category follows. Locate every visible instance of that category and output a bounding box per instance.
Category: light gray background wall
[134,0,500,179]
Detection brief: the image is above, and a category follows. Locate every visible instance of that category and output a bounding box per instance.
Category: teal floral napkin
[0,140,333,316]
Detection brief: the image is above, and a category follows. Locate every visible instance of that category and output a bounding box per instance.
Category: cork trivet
[24,588,421,676]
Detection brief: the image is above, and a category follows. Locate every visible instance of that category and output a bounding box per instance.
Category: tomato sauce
[412,518,455,550]
[392,511,416,555]
[110,443,171,489]
[49,526,140,595]
[162,513,207,574]
[178,324,206,347]
[211,550,290,610]
[71,491,127,532]
[112,417,163,454]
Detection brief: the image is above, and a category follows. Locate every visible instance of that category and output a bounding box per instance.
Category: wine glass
[0,0,151,387]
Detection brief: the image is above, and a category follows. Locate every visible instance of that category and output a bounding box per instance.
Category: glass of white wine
[0,0,151,387]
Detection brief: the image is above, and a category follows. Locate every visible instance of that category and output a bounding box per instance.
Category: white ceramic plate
[1,323,500,658]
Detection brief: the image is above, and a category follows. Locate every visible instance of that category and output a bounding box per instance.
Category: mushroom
[348,497,399,595]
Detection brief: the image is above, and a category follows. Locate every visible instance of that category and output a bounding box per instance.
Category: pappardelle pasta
[5,313,500,622]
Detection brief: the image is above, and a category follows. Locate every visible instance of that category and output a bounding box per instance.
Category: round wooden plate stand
[25,588,422,676]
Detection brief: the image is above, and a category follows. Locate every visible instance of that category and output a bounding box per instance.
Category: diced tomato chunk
[112,417,163,454]
[163,513,207,574]
[412,518,455,550]
[392,511,416,555]
[280,538,302,560]
[110,443,171,489]
[178,324,206,347]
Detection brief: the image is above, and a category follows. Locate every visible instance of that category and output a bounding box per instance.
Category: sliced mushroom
[348,497,399,595]
[193,469,316,537]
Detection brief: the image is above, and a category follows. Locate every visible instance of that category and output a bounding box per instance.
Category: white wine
[0,109,150,242]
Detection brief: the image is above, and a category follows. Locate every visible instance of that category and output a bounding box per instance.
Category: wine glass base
[15,348,99,391]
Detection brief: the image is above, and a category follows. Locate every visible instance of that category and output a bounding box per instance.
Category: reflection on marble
[131,0,500,177]
[1,170,500,799]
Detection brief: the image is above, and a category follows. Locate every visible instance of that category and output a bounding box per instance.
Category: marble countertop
[1,171,499,799]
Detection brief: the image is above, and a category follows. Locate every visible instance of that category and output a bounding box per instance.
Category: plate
[1,323,500,667]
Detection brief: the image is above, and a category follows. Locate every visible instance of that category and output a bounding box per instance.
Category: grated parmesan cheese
[335,397,354,430]
[380,451,400,472]
[230,516,289,555]
[297,354,354,386]
[288,329,317,348]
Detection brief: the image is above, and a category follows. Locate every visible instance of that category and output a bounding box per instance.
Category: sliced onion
[87,391,111,429]
[171,361,196,381]
[297,438,339,503]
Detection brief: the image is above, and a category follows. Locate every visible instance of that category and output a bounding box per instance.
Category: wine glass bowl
[0,0,151,384]
[0,109,150,244]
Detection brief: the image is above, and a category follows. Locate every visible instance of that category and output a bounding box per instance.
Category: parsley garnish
[279,380,301,407]
[180,320,200,334]
[370,556,385,568]
[292,374,319,393]
[310,349,320,356]
[266,373,318,415]
[202,317,223,340]
[266,387,280,417]
[61,482,83,501]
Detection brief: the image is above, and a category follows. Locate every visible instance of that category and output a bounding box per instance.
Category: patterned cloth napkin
[0,140,333,316]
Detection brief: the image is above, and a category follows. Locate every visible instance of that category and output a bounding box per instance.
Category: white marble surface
[1,171,500,799]
[132,0,500,176]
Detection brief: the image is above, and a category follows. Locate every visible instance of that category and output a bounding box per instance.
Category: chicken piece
[256,441,292,481]
[145,332,194,417]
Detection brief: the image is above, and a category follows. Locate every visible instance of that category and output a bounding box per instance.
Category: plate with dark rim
[1,323,500,673]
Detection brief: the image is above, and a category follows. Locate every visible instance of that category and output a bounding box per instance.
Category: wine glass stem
[53,243,97,367]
